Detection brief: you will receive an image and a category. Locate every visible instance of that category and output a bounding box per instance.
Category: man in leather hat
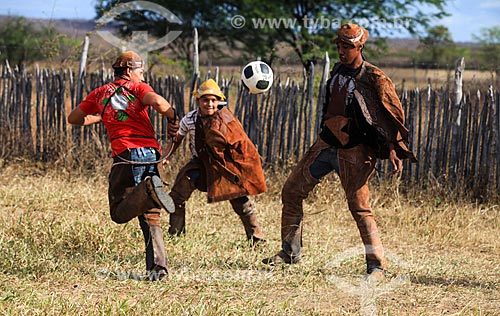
[263,24,416,282]
[68,51,179,280]
[166,79,267,245]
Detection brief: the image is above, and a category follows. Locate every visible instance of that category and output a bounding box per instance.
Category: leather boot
[168,198,186,236]
[262,159,319,265]
[281,160,320,262]
[139,215,168,281]
[351,210,387,274]
[230,197,266,245]
[239,212,266,245]
[167,162,200,236]
[280,215,303,262]
[261,214,303,265]
[145,176,175,213]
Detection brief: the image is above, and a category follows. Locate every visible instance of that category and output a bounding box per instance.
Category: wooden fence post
[77,36,89,104]
[190,28,199,112]
[71,36,90,150]
[488,85,497,192]
[304,62,315,154]
[495,90,500,191]
[449,57,465,180]
[315,52,329,143]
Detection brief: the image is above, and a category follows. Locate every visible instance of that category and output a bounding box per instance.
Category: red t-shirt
[79,79,160,156]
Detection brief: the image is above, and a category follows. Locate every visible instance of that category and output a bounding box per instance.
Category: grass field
[0,161,499,315]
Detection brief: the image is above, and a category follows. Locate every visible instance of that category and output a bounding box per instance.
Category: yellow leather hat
[193,79,226,100]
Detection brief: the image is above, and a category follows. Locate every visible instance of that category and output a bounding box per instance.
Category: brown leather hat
[334,23,369,47]
[112,51,144,69]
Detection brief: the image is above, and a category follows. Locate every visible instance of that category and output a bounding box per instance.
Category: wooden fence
[0,60,499,199]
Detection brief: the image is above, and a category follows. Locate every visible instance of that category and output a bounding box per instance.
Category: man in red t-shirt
[68,51,179,280]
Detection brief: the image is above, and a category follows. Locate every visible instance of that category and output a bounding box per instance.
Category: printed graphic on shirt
[101,86,137,122]
[117,110,129,121]
[111,87,135,111]
[331,73,355,95]
[110,92,129,110]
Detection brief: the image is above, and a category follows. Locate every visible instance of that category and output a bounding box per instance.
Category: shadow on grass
[410,275,498,290]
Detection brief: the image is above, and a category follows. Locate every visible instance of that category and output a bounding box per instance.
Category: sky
[1,0,500,42]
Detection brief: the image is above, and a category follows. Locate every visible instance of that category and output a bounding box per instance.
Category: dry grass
[0,161,499,315]
[382,67,498,91]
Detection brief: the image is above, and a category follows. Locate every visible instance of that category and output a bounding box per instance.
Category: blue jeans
[309,146,340,180]
[130,147,160,185]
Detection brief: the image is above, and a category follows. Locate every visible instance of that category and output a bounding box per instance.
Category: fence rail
[0,61,499,199]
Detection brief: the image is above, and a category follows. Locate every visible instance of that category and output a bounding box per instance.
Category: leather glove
[167,114,179,138]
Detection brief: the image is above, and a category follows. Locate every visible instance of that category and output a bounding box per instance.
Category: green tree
[95,0,233,73]
[95,0,449,70]
[0,17,43,66]
[473,25,500,73]
[417,25,456,67]
[35,25,81,64]
[0,17,81,67]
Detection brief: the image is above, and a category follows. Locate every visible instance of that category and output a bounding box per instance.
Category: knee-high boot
[167,161,200,236]
[280,164,320,261]
[230,197,266,244]
[261,140,329,265]
[168,192,187,236]
[139,214,168,281]
[351,210,387,273]
[262,162,319,265]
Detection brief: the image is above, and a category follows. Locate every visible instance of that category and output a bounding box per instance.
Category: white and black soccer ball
[241,61,274,94]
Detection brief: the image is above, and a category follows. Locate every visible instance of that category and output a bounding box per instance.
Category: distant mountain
[34,18,97,35]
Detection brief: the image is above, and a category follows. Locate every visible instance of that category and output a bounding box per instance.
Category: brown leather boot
[261,204,304,265]
[145,176,175,213]
[261,250,301,265]
[351,210,387,274]
[363,268,386,284]
[230,197,266,245]
[261,218,303,265]
[168,199,186,236]
[168,191,186,236]
[262,155,321,265]
[239,212,266,245]
[280,211,303,261]
[139,216,168,281]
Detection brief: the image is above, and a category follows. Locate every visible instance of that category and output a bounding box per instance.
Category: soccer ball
[241,61,274,94]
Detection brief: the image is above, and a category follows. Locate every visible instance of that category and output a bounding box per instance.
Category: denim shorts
[130,147,160,185]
